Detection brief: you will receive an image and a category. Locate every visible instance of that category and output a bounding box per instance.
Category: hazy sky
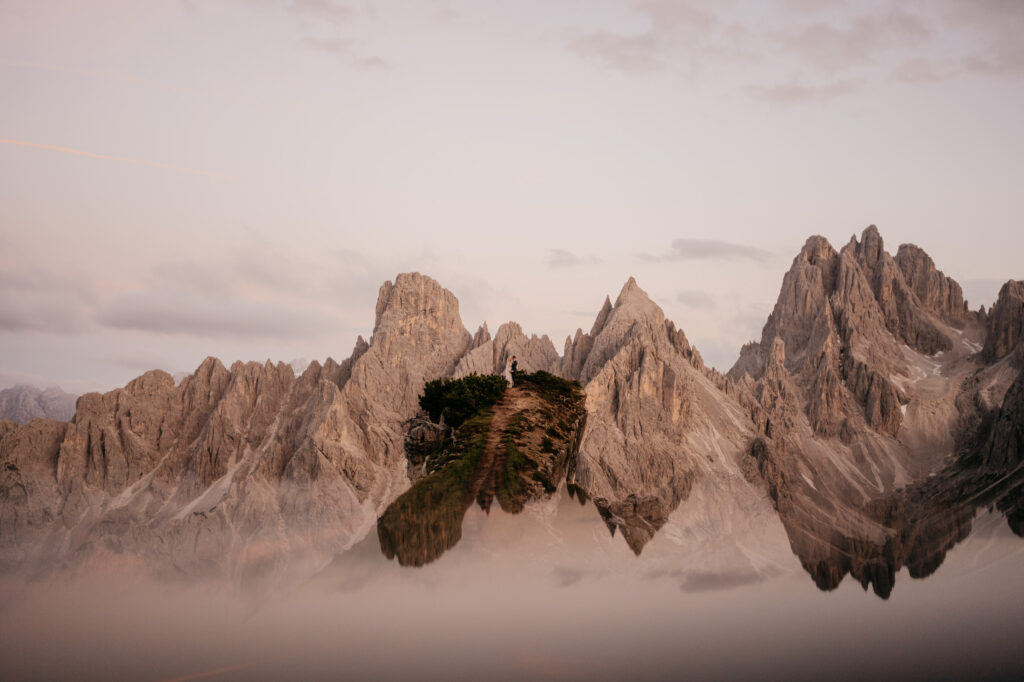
[2,0,1022,392]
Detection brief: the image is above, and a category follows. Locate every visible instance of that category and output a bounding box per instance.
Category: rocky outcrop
[560,296,613,381]
[0,385,77,423]
[983,280,1024,363]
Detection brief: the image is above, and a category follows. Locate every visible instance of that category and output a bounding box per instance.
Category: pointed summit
[613,276,654,308]
[611,276,662,320]
[858,224,885,264]
[590,295,614,336]
[469,322,491,350]
[798,235,839,267]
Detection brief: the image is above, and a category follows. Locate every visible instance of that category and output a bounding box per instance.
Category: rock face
[731,227,915,439]
[0,385,77,423]
[0,273,471,581]
[983,280,1024,363]
[894,243,970,328]
[728,226,991,445]
[984,368,1024,471]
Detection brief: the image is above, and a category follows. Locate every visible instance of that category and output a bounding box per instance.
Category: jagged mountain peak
[736,224,978,384]
[453,320,560,379]
[856,224,885,262]
[798,234,839,266]
[373,272,464,337]
[590,295,614,336]
[470,322,491,348]
[730,224,989,445]
[610,276,663,322]
[124,368,177,394]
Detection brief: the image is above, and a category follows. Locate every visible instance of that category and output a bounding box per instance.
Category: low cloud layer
[676,291,716,309]
[641,238,771,263]
[95,290,342,339]
[548,249,582,268]
[0,241,387,341]
[287,0,354,26]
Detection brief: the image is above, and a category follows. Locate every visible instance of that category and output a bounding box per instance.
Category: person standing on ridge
[511,356,519,386]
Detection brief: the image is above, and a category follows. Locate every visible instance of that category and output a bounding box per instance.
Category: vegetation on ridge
[418,373,507,428]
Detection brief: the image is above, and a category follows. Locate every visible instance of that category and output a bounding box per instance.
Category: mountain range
[1,226,1021,595]
[0,385,77,424]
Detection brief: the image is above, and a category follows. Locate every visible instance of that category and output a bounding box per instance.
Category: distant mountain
[0,385,77,423]
[1,229,1021,596]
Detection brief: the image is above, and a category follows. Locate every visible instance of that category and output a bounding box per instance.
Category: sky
[1,0,1023,393]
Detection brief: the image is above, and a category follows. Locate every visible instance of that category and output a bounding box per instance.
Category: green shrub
[516,370,582,407]
[419,373,507,428]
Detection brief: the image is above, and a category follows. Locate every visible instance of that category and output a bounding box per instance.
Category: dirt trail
[473,387,533,510]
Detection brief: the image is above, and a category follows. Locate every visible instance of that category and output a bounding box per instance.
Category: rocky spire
[560,295,613,381]
[983,280,1024,364]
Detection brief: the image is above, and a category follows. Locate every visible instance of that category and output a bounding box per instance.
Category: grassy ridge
[377,410,494,567]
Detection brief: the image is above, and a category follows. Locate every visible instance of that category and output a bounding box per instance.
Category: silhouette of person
[511,356,519,385]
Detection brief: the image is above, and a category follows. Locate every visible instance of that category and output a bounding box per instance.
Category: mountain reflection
[376,416,575,567]
[379,423,1024,598]
[780,461,1024,598]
